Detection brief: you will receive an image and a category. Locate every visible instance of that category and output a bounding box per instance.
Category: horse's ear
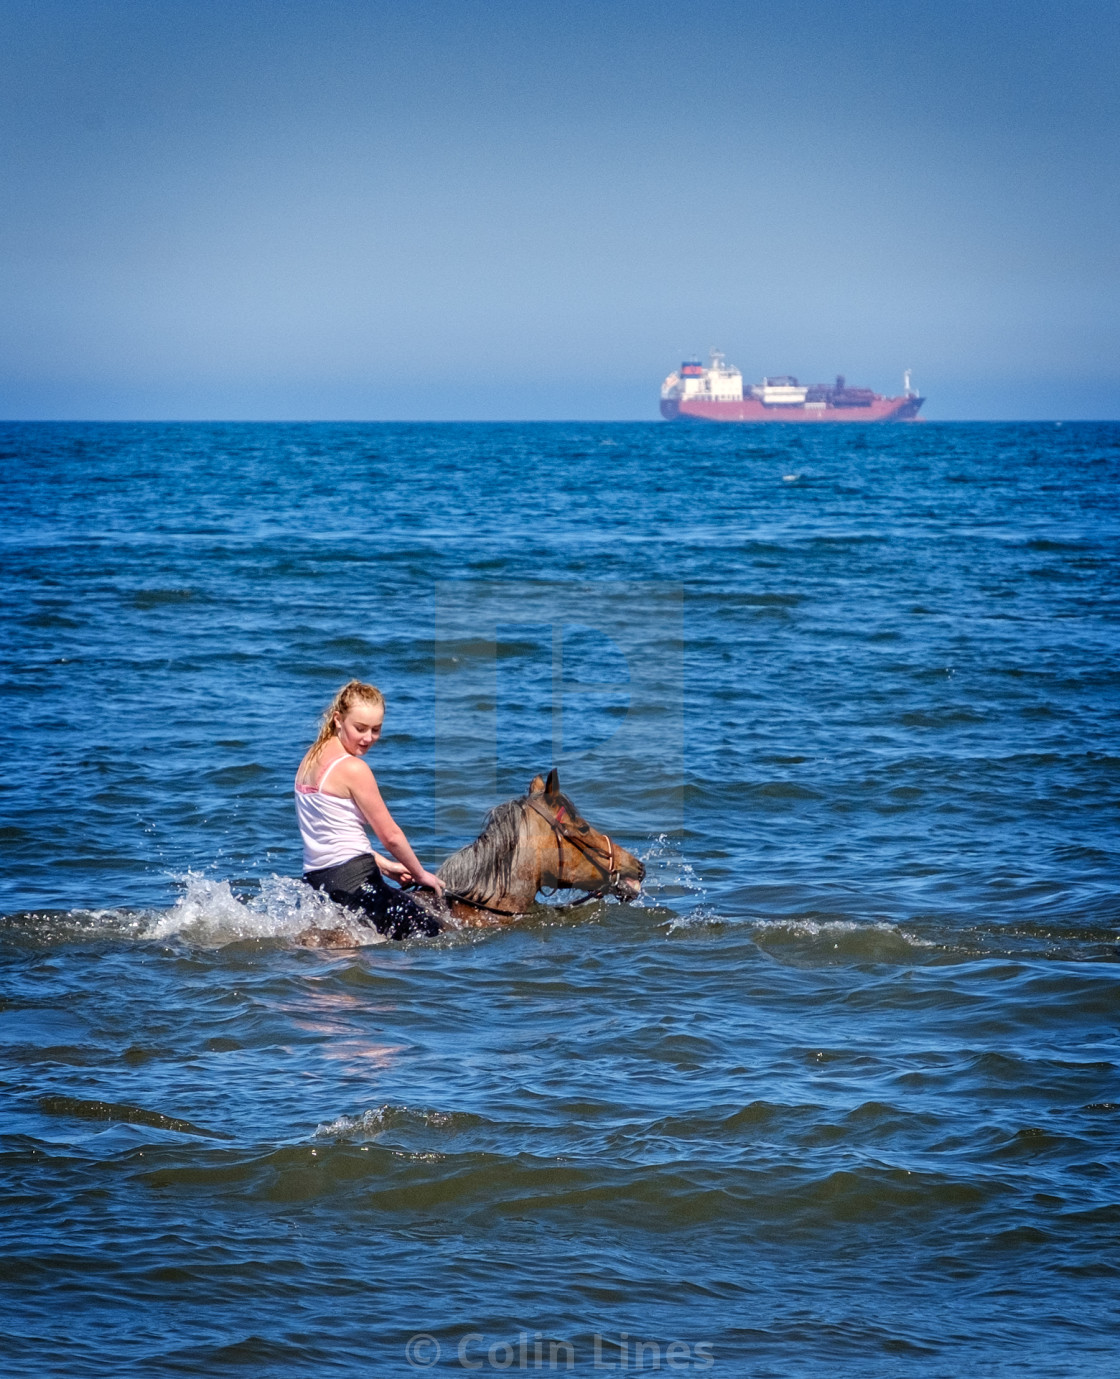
[528,774,546,795]
[544,767,559,796]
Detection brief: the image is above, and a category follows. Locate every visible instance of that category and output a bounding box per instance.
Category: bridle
[527,796,619,901]
[438,796,621,918]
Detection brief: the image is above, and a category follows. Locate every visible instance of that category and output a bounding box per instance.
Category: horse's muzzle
[612,860,644,901]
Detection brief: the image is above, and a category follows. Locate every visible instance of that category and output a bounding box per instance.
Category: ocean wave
[38,1094,232,1140]
[125,1139,1105,1242]
[750,916,936,963]
[314,1104,481,1144]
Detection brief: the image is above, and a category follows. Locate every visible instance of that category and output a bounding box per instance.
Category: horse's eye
[578,823,590,834]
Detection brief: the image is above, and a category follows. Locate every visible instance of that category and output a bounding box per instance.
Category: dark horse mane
[437,796,529,900]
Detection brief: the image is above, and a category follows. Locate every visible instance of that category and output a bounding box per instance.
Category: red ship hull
[661,394,924,423]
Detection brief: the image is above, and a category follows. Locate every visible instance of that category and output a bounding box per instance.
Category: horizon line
[2,416,1118,426]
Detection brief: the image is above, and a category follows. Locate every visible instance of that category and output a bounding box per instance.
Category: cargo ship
[660,351,924,422]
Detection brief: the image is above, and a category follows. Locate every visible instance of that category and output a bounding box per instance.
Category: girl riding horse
[295,680,445,940]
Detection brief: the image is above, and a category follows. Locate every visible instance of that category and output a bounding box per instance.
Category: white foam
[662,904,730,933]
[315,1107,393,1139]
[314,1105,455,1141]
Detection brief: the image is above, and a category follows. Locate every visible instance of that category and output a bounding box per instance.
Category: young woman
[295,680,444,939]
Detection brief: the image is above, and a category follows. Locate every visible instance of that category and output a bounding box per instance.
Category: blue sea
[1,421,1118,1377]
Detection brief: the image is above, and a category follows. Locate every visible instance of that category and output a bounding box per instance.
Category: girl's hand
[376,854,410,881]
[416,871,445,897]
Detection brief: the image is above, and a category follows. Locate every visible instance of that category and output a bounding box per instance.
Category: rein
[439,796,620,918]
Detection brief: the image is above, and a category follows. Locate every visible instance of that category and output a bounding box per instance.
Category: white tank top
[294,755,375,872]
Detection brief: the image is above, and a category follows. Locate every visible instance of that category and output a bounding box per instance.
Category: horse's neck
[483,807,553,911]
[494,823,541,910]
[439,800,543,912]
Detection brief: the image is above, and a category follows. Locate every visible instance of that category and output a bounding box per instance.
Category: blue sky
[1,0,1117,419]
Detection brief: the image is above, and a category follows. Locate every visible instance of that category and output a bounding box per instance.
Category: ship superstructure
[660,351,924,422]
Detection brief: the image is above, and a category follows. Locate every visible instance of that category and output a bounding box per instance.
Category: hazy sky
[2,0,1117,419]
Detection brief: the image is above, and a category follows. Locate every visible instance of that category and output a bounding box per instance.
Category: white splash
[750,917,936,952]
[142,872,385,947]
[315,1107,394,1140]
[637,834,707,905]
[314,1105,456,1141]
[632,835,726,930]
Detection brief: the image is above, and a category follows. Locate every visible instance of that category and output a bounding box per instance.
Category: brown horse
[435,768,645,926]
[297,768,644,944]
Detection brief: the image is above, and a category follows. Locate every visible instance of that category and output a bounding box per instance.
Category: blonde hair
[307,679,385,761]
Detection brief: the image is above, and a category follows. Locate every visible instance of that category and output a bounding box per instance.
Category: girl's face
[334,701,384,756]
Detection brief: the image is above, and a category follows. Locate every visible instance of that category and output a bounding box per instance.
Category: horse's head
[526,769,645,901]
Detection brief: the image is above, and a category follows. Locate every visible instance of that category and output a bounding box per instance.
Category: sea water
[0,421,1117,1377]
